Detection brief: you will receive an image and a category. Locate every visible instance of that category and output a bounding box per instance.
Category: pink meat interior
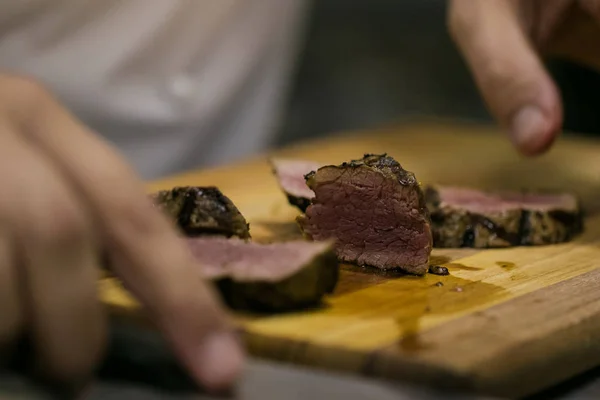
[437,186,577,214]
[271,158,320,199]
[187,237,332,281]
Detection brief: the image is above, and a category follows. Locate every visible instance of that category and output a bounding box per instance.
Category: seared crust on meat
[424,185,583,248]
[270,158,320,213]
[205,240,339,312]
[151,186,251,239]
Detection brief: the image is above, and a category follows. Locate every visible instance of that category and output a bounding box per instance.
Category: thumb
[448,0,563,156]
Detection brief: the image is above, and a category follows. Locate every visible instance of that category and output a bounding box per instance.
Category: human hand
[448,0,600,155]
[0,75,243,393]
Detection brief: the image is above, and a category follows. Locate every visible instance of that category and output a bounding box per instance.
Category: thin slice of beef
[151,186,250,239]
[270,158,320,212]
[187,237,339,312]
[297,154,433,275]
[425,185,583,248]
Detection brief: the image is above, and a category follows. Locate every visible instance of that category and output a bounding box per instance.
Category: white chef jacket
[0,0,310,179]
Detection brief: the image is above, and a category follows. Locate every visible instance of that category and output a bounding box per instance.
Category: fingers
[25,244,106,386]
[0,124,106,384]
[448,0,563,156]
[580,0,600,18]
[524,0,573,47]
[546,2,600,73]
[22,222,105,385]
[110,248,245,393]
[0,233,22,348]
[1,76,244,392]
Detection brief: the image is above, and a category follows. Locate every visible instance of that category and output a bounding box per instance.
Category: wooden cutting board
[99,120,600,398]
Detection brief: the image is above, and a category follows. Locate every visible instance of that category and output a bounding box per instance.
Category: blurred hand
[0,74,243,393]
[448,0,600,155]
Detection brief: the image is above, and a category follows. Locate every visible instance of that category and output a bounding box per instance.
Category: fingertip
[154,279,245,393]
[508,95,562,157]
[188,331,245,393]
[509,105,549,155]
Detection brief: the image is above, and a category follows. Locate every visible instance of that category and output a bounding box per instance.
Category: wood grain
[99,120,600,397]
[367,268,600,398]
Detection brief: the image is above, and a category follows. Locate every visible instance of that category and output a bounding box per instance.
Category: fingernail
[510,105,548,155]
[194,332,244,393]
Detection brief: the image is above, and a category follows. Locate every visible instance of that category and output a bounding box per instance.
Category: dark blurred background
[275,0,600,147]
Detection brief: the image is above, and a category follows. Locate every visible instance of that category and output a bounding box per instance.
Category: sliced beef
[270,158,320,212]
[151,186,250,239]
[187,237,339,312]
[425,185,583,248]
[297,154,433,275]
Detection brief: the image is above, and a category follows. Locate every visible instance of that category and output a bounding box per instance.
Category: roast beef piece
[270,159,320,212]
[152,186,250,239]
[297,154,433,275]
[425,185,583,248]
[187,237,339,312]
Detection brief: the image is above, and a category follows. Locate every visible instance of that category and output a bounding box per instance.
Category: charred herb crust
[305,153,428,213]
[151,186,251,239]
[425,186,584,248]
[285,195,312,213]
[428,265,450,276]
